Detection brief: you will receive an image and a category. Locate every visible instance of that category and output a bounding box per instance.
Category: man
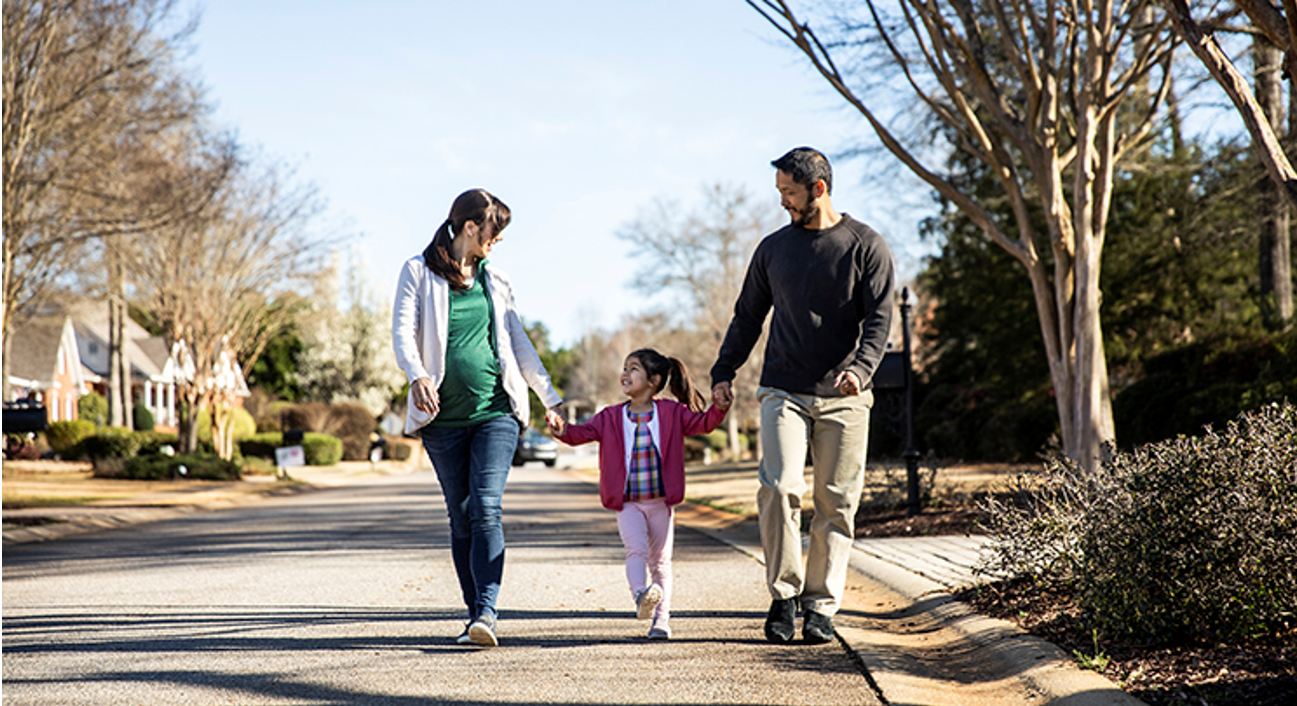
[711,147,894,644]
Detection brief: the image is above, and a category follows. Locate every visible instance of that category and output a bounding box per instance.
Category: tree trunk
[108,251,126,428]
[1256,36,1293,326]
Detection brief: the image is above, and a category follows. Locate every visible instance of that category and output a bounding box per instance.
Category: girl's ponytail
[629,348,706,412]
[666,356,706,413]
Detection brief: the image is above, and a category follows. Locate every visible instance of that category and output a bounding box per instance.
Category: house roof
[6,316,68,384]
[67,302,167,380]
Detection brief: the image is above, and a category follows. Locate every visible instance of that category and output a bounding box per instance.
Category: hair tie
[445,218,454,236]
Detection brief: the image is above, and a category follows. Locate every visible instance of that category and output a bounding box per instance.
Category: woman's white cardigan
[392,255,563,435]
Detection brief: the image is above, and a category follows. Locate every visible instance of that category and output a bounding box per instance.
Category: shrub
[281,401,376,461]
[119,452,241,481]
[387,437,413,462]
[82,427,142,460]
[301,433,342,466]
[239,432,283,459]
[132,402,155,431]
[78,392,107,427]
[196,406,257,446]
[136,431,180,456]
[982,401,1297,644]
[45,420,96,458]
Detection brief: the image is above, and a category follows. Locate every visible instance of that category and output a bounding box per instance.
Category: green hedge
[119,452,241,481]
[82,427,142,460]
[45,420,95,457]
[237,431,342,466]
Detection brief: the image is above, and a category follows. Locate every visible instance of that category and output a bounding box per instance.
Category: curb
[672,497,1147,706]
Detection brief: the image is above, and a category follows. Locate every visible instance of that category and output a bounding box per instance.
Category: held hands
[834,370,862,396]
[545,406,566,437]
[410,377,439,414]
[712,381,733,411]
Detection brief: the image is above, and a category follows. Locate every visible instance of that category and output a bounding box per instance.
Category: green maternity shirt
[432,271,511,427]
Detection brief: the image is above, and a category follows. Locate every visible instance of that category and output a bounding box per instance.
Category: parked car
[513,426,558,467]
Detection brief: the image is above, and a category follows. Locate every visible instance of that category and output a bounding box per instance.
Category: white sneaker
[455,622,473,645]
[467,614,498,647]
[634,584,663,620]
[647,616,671,640]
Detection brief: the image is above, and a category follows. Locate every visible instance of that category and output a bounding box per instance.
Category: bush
[45,420,96,458]
[196,406,257,446]
[135,431,180,456]
[82,427,142,460]
[301,432,342,466]
[387,437,414,462]
[1114,328,1297,447]
[239,432,283,459]
[119,452,241,481]
[132,402,155,431]
[280,401,376,461]
[78,392,107,427]
[983,401,1297,644]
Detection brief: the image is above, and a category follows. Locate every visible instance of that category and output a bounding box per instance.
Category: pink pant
[616,499,674,620]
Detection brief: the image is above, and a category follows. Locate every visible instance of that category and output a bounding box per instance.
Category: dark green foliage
[387,439,413,461]
[119,452,241,481]
[301,433,342,466]
[238,432,282,459]
[78,393,107,427]
[45,420,95,457]
[135,431,180,456]
[237,430,342,466]
[1115,328,1297,447]
[984,402,1297,645]
[82,427,142,459]
[132,402,155,431]
[915,200,1056,461]
[915,136,1271,461]
[247,327,304,401]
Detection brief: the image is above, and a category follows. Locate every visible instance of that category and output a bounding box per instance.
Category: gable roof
[7,316,68,384]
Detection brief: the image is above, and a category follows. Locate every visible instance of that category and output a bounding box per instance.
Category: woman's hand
[410,377,439,415]
[545,405,566,436]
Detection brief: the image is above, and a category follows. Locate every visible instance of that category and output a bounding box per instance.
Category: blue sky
[183,1,936,347]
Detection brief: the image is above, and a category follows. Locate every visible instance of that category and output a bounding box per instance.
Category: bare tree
[749,1,1178,468]
[131,157,328,456]
[2,0,231,400]
[616,183,776,458]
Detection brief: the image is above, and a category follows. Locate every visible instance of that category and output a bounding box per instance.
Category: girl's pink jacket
[558,399,727,511]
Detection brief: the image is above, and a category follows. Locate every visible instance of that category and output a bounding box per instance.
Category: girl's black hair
[628,348,706,413]
[423,188,512,291]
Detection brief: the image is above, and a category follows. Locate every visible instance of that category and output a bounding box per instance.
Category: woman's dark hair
[422,189,512,290]
[771,146,832,195]
[628,348,706,413]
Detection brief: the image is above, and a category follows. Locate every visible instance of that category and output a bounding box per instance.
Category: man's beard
[789,201,820,228]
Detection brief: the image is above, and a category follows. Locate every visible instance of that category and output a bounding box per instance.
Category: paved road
[3,468,883,705]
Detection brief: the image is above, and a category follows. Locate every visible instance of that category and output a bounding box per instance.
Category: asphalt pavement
[2,452,1145,705]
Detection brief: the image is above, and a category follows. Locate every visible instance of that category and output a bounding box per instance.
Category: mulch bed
[855,508,1296,705]
[854,506,984,537]
[959,580,1296,706]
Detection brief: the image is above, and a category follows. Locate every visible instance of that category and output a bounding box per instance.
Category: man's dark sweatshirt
[710,214,895,398]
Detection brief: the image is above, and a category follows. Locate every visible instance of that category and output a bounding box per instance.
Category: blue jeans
[420,414,520,620]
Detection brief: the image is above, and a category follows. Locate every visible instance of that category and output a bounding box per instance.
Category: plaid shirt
[625,409,664,501]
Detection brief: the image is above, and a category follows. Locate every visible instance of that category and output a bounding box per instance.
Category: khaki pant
[756,386,872,616]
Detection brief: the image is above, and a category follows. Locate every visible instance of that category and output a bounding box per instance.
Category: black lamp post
[901,287,922,516]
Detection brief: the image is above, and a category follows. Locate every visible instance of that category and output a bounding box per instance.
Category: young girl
[548,348,730,639]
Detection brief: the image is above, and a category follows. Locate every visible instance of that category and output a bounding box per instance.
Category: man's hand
[410,377,439,414]
[834,370,862,396]
[712,381,733,409]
